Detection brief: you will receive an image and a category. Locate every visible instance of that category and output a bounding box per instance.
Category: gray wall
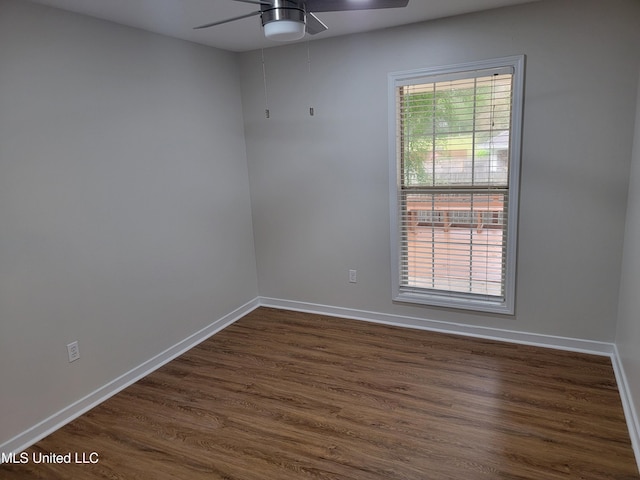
[0,0,258,445]
[617,71,640,434]
[240,0,640,341]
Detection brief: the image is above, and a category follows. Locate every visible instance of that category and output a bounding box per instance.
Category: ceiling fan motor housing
[261,0,305,25]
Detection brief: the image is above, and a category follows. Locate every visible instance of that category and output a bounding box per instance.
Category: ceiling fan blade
[193,10,262,29]
[306,12,328,35]
[232,0,273,5]
[306,0,409,13]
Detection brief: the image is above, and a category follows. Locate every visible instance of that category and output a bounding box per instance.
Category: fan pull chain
[307,42,314,116]
[261,48,270,119]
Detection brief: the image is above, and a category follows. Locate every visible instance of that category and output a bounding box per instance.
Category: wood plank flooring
[2,307,638,479]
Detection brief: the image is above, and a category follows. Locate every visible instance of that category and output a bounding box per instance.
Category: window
[388,56,524,314]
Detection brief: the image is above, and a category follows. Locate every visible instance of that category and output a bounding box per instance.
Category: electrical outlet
[67,341,80,363]
[349,269,357,283]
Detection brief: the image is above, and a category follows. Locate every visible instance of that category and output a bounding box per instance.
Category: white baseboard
[0,298,260,458]
[259,297,615,356]
[611,345,640,473]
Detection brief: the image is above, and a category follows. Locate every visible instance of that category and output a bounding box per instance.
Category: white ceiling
[26,0,539,52]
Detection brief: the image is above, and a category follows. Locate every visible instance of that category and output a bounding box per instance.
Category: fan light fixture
[262,6,306,41]
[263,19,305,41]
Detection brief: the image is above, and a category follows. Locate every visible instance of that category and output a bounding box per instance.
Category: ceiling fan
[194,0,410,42]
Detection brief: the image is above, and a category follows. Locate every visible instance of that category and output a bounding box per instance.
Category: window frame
[388,56,525,315]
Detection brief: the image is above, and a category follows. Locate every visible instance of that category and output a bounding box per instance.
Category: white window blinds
[389,57,524,314]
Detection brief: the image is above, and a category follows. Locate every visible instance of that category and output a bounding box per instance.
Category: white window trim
[388,55,525,315]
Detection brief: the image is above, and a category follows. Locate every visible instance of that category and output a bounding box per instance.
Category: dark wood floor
[2,307,638,479]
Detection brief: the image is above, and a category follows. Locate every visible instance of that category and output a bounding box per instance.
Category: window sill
[393,289,514,315]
